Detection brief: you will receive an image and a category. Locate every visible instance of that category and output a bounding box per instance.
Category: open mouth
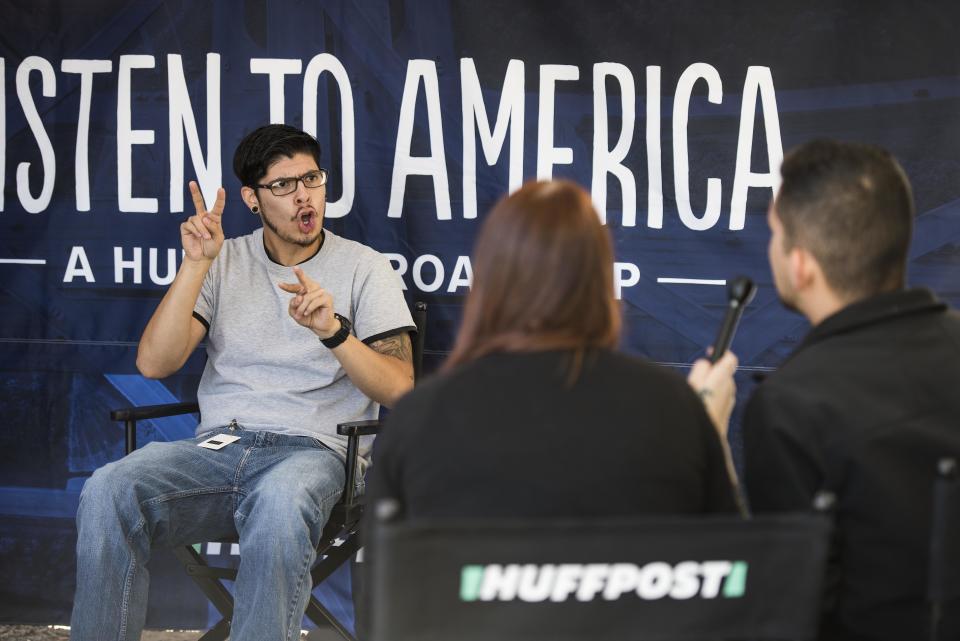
[296,209,316,234]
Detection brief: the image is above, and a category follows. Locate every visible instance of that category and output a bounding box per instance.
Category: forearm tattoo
[371,332,413,363]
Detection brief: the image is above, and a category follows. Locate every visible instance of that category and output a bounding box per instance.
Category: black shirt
[368,349,738,519]
[743,288,960,641]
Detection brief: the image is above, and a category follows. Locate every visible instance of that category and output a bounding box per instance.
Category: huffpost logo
[460,561,748,602]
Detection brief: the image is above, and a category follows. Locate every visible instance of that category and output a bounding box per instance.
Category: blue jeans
[70,426,346,641]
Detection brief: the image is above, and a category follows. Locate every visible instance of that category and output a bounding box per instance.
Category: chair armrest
[336,419,382,437]
[111,402,200,455]
[111,402,200,422]
[337,419,383,507]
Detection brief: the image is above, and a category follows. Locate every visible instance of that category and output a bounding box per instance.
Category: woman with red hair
[368,180,739,518]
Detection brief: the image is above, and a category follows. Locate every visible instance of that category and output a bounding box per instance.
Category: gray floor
[0,626,198,640]
[0,626,344,640]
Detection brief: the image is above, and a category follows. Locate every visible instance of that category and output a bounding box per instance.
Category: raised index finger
[188,181,207,216]
[293,266,312,287]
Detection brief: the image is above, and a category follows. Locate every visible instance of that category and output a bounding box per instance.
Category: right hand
[181,181,226,262]
[278,267,340,339]
[687,351,739,438]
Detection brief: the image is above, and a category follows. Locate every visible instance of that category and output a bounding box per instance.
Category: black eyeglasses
[255,169,328,196]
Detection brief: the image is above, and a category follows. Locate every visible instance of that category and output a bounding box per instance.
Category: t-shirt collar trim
[259,229,328,267]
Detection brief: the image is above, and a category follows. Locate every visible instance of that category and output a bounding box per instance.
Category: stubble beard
[260,211,320,248]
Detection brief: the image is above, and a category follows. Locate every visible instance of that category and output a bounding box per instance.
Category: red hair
[445,180,621,371]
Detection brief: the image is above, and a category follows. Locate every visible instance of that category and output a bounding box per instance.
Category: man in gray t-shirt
[193,225,413,472]
[70,125,414,641]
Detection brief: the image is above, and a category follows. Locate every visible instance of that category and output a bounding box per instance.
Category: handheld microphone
[710,276,757,363]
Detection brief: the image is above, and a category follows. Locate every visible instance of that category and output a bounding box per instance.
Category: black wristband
[320,313,352,349]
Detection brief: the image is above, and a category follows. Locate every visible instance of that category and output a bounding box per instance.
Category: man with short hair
[71,124,415,641]
[743,139,960,641]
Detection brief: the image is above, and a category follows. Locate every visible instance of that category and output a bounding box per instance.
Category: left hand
[687,351,739,438]
[278,266,340,338]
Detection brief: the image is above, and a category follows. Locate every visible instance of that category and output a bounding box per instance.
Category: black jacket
[744,288,960,641]
[370,349,739,519]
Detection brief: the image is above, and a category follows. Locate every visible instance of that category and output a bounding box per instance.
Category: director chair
[928,457,960,641]
[366,495,834,641]
[110,302,426,641]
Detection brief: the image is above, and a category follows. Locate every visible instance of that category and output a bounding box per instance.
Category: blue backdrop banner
[1,0,958,628]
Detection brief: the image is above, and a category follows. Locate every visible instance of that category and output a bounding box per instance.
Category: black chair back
[368,505,832,641]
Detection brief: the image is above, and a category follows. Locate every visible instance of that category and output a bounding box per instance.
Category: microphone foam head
[728,276,757,305]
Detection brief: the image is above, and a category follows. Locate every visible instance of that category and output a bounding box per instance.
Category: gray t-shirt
[193,228,415,469]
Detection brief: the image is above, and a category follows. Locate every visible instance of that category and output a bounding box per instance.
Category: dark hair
[775,139,914,298]
[444,180,621,371]
[232,124,322,187]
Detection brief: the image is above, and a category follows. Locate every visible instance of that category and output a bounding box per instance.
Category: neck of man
[262,229,323,266]
[800,284,867,327]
